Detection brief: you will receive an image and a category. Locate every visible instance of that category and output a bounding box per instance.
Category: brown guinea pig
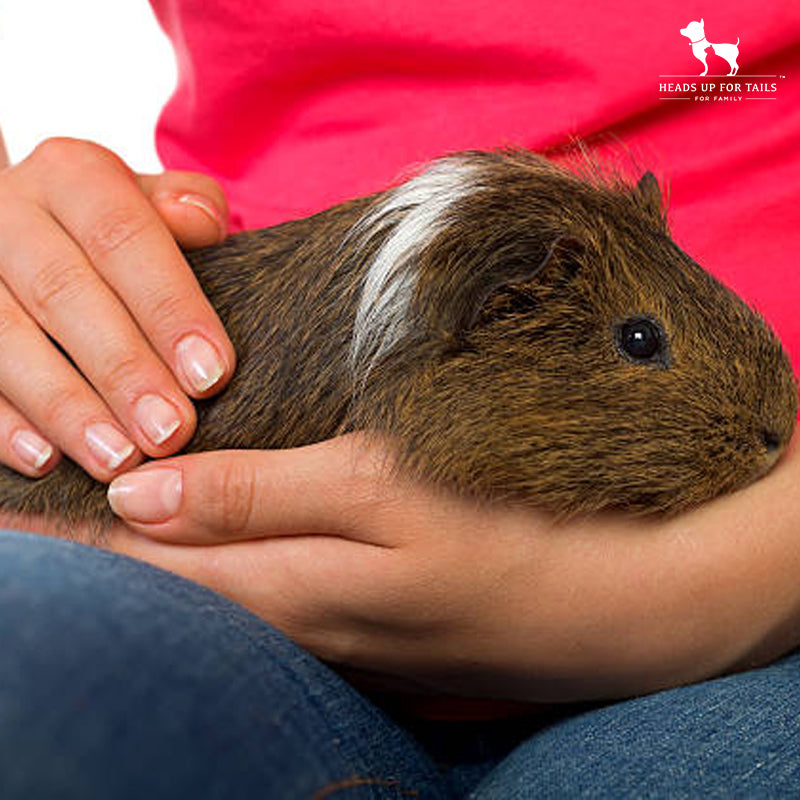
[0,147,796,540]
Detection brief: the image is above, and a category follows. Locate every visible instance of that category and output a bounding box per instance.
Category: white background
[0,0,176,172]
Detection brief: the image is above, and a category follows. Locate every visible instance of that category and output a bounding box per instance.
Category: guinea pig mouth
[748,438,786,484]
[761,430,782,453]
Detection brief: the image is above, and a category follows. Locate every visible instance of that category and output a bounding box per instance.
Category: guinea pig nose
[761,429,782,453]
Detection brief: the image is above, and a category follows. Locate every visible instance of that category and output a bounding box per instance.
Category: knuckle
[0,301,30,344]
[30,137,79,168]
[342,455,396,517]
[11,139,129,203]
[35,383,86,433]
[30,137,103,171]
[99,351,146,394]
[26,136,122,170]
[143,289,187,334]
[29,256,89,319]
[81,206,156,261]
[202,460,257,534]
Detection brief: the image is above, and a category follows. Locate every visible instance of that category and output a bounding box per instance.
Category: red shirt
[150,0,800,370]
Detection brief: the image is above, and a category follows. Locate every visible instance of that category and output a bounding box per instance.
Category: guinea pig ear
[631,171,667,228]
[463,235,585,331]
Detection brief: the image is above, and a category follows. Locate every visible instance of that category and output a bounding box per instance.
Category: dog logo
[680,18,740,76]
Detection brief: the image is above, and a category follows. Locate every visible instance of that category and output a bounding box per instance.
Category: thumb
[138,170,229,249]
[105,434,396,545]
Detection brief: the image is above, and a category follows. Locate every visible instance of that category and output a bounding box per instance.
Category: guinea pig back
[0,148,795,538]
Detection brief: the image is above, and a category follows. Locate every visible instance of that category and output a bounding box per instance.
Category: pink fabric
[150,0,800,371]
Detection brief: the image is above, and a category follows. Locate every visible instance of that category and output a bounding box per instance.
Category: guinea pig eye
[615,317,669,366]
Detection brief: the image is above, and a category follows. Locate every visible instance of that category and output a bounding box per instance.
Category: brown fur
[0,148,795,539]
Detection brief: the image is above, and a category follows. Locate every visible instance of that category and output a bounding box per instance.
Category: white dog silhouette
[680,19,740,76]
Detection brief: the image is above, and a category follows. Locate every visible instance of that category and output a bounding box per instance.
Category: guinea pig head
[348,150,798,516]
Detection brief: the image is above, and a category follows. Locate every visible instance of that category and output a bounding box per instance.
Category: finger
[138,171,229,249]
[0,392,60,477]
[0,203,196,462]
[105,523,392,641]
[0,273,147,480]
[19,138,236,400]
[106,434,399,546]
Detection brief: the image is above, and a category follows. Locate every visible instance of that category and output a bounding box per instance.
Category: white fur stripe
[348,157,481,378]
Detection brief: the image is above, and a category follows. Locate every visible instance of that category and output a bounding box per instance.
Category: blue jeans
[1,529,799,799]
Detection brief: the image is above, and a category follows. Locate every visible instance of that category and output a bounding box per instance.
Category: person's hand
[103,432,800,705]
[0,137,235,482]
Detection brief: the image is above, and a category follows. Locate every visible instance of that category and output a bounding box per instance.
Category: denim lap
[3,528,800,799]
[0,529,447,799]
[470,650,800,798]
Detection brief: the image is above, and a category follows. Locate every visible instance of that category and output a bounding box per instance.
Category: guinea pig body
[0,149,796,538]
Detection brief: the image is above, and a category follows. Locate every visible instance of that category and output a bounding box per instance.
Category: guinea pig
[0,147,796,540]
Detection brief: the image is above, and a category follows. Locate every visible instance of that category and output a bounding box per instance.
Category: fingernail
[134,394,181,445]
[176,334,225,393]
[108,468,183,523]
[11,429,53,470]
[85,423,136,470]
[176,193,226,238]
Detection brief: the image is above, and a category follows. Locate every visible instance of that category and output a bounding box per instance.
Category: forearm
[472,436,800,702]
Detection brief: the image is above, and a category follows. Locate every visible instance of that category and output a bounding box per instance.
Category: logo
[659,18,785,103]
[679,18,739,76]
